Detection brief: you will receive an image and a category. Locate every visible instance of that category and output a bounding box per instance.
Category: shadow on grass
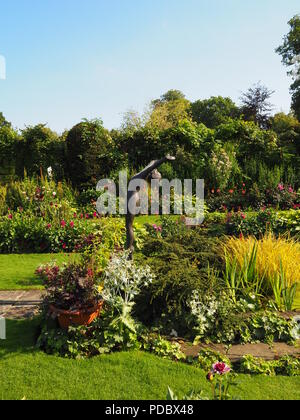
[15,276,43,289]
[0,318,40,358]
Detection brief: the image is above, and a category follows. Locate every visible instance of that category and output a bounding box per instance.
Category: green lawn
[0,319,299,401]
[0,254,78,290]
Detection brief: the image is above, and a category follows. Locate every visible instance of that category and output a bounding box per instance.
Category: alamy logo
[0,55,6,80]
[96,171,205,226]
[0,317,6,340]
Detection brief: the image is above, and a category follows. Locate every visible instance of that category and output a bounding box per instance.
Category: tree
[240,83,274,128]
[215,119,279,165]
[0,112,11,128]
[276,15,300,120]
[270,112,300,154]
[191,96,240,128]
[152,89,186,106]
[148,90,191,130]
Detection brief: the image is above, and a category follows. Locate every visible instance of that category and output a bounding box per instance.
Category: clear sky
[0,0,299,133]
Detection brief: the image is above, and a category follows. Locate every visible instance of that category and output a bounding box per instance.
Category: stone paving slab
[0,291,44,319]
[180,341,300,362]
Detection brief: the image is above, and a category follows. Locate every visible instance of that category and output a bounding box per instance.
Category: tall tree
[152,89,186,107]
[276,15,300,121]
[191,96,240,128]
[240,82,274,128]
[149,90,191,130]
[0,112,11,128]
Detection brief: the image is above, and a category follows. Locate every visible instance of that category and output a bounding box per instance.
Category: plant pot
[50,301,104,329]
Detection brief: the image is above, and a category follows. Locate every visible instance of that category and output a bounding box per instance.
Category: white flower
[291,315,300,340]
[47,167,53,178]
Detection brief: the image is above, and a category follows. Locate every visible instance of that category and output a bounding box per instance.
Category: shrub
[134,229,224,333]
[19,124,65,178]
[36,262,102,310]
[0,211,97,253]
[66,119,115,189]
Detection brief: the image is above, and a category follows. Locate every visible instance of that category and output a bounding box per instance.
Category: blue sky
[0,0,299,133]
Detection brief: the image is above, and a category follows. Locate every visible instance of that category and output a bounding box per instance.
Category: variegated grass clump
[223,233,300,289]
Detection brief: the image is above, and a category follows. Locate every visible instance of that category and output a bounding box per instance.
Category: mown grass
[0,254,78,290]
[0,319,299,401]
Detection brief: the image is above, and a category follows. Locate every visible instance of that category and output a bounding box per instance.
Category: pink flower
[278,183,284,192]
[242,190,246,195]
[46,224,52,229]
[73,213,77,218]
[288,187,294,193]
[211,189,215,194]
[229,189,234,195]
[217,189,221,194]
[70,221,74,228]
[60,220,66,228]
[93,212,98,218]
[62,243,67,250]
[8,214,13,220]
[85,214,89,219]
[212,362,231,375]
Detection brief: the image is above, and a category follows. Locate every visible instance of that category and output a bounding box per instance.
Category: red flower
[93,212,98,218]
[80,214,84,219]
[70,221,74,228]
[85,214,89,219]
[73,213,77,218]
[241,212,246,220]
[60,220,66,228]
[242,190,246,195]
[62,243,67,249]
[217,189,221,194]
[229,189,234,194]
[212,362,231,375]
[8,214,13,220]
[46,224,52,229]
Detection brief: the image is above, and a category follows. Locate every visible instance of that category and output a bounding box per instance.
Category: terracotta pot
[50,301,104,329]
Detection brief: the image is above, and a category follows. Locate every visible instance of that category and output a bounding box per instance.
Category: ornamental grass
[223,233,300,289]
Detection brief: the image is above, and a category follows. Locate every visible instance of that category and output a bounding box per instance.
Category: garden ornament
[126,155,175,257]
